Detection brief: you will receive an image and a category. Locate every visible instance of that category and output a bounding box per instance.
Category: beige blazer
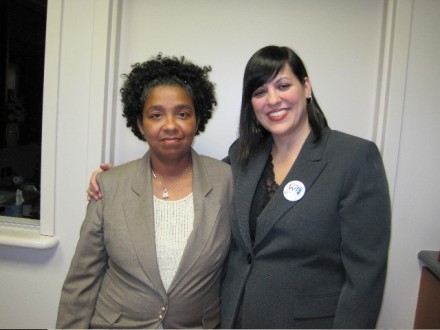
[56,149,233,329]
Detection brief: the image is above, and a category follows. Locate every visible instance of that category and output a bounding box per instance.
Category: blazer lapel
[168,150,220,292]
[123,152,167,296]
[167,149,220,293]
[234,139,272,253]
[253,130,330,249]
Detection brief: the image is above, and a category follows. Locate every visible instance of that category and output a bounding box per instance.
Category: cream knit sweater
[153,193,194,292]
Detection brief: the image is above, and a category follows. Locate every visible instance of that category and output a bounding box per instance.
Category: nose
[267,88,281,106]
[163,115,178,132]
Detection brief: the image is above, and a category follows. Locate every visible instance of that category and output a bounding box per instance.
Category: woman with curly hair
[56,54,233,329]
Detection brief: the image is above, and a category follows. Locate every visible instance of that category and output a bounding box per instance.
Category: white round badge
[283,180,306,202]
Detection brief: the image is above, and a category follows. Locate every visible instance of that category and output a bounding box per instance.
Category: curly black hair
[120,53,217,141]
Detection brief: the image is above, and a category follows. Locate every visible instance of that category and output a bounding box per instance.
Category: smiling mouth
[268,109,288,121]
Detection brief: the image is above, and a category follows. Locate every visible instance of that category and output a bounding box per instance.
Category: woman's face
[138,85,197,162]
[251,64,311,141]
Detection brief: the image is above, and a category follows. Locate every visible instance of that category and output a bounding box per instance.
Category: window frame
[0,0,62,249]
[0,0,121,249]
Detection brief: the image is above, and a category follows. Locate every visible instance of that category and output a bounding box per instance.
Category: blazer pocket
[91,294,123,326]
[202,314,220,329]
[293,293,340,319]
[202,297,221,329]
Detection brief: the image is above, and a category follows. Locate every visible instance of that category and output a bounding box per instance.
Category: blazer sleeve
[333,142,391,328]
[56,175,108,329]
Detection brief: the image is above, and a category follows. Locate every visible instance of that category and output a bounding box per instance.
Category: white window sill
[0,217,59,249]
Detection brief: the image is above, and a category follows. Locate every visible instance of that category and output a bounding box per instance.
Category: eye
[177,111,190,119]
[278,83,291,91]
[149,113,163,120]
[252,88,266,98]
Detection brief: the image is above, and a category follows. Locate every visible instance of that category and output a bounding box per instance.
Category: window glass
[0,0,47,220]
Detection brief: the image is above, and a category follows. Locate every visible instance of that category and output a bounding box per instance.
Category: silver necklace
[151,162,192,199]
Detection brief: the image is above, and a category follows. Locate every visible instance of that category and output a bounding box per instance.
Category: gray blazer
[56,149,233,329]
[221,128,391,329]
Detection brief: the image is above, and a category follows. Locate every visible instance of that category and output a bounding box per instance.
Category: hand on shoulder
[87,163,112,201]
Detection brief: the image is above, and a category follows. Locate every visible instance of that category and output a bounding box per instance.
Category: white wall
[0,0,439,328]
[112,0,385,164]
[379,0,440,327]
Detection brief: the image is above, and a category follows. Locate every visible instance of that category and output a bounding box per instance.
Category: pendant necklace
[151,162,192,199]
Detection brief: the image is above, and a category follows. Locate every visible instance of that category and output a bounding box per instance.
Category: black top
[249,153,279,244]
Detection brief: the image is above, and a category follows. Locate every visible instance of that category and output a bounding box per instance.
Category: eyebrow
[261,75,289,87]
[144,103,194,112]
[274,76,289,82]
[175,104,194,110]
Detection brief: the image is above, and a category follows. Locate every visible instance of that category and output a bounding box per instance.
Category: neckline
[153,192,193,203]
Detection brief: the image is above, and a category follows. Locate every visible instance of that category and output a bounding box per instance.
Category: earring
[252,118,261,134]
[306,96,313,104]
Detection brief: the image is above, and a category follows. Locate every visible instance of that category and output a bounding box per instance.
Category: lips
[268,109,288,121]
[162,137,181,144]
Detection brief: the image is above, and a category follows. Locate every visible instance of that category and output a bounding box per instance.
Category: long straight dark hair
[237,46,328,164]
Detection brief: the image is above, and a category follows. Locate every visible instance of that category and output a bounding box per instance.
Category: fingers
[100,163,113,171]
[88,178,102,201]
[87,186,102,201]
[91,170,101,192]
[86,163,112,202]
[87,169,104,201]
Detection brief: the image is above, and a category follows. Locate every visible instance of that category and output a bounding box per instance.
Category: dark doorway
[0,0,47,219]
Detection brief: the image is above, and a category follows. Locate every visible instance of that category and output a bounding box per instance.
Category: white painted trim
[86,0,118,176]
[373,0,396,152]
[379,0,414,203]
[102,0,122,165]
[0,218,58,249]
[40,0,63,236]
